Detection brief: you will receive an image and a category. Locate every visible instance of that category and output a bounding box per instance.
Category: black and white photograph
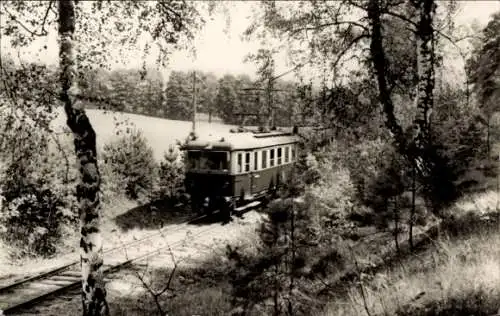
[0,0,499,315]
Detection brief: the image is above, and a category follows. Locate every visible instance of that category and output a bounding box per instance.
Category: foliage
[99,157,127,206]
[2,1,208,67]
[165,70,195,120]
[466,11,500,118]
[226,166,352,315]
[309,163,357,229]
[227,195,322,315]
[0,124,77,258]
[102,129,158,202]
[151,145,185,203]
[425,86,490,210]
[73,64,303,126]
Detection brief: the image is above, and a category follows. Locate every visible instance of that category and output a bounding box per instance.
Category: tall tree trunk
[58,1,109,315]
[412,0,436,154]
[487,115,491,158]
[392,197,400,253]
[409,163,416,250]
[368,0,437,180]
[367,0,405,150]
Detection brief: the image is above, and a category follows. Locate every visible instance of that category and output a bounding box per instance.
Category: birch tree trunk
[58,1,109,315]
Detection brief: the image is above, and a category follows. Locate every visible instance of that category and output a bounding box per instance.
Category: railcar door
[233,151,252,201]
[252,148,268,194]
[250,151,258,194]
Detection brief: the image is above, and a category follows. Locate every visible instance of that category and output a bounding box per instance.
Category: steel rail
[0,201,261,314]
[0,209,206,295]
[2,224,217,314]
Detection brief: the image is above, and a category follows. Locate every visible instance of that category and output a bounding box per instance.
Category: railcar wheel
[204,197,214,215]
[191,197,202,214]
[222,198,234,223]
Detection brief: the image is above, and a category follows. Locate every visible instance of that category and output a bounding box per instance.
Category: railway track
[0,200,263,315]
[0,210,216,315]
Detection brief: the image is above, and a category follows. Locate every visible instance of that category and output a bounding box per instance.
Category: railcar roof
[181,129,300,151]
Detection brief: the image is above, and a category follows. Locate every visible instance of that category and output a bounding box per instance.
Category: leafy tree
[227,181,322,315]
[165,70,194,120]
[196,72,218,121]
[215,74,239,124]
[57,1,110,313]
[466,11,500,155]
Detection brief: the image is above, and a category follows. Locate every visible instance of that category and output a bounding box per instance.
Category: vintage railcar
[181,128,300,216]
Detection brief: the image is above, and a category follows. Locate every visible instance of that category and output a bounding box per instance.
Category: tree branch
[2,4,52,37]
[383,10,418,30]
[40,1,54,35]
[331,33,370,71]
[288,20,368,37]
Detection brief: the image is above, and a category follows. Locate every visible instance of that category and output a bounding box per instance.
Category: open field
[50,107,235,161]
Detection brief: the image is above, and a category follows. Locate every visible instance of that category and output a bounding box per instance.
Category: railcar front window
[188,151,229,171]
[277,148,282,165]
[270,149,275,167]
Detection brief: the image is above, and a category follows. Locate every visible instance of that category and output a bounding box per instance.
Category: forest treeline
[1,57,306,126]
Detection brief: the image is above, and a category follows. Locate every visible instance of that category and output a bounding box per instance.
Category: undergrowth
[322,195,500,316]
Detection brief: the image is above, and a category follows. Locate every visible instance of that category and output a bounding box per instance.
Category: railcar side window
[285,146,290,163]
[270,148,275,167]
[254,151,258,170]
[262,150,267,169]
[237,153,242,173]
[291,146,296,161]
[277,147,282,165]
[245,152,251,172]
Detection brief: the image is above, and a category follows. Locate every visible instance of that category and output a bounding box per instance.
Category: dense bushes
[101,130,187,206]
[151,145,185,203]
[101,129,157,201]
[0,125,77,258]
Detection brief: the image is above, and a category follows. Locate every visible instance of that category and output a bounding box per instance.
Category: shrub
[99,157,126,206]
[150,144,185,203]
[309,164,357,230]
[101,129,157,201]
[423,89,490,212]
[0,129,77,258]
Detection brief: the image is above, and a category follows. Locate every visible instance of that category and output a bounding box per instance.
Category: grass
[322,190,500,316]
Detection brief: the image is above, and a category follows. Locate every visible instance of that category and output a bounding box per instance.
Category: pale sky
[1,1,499,82]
